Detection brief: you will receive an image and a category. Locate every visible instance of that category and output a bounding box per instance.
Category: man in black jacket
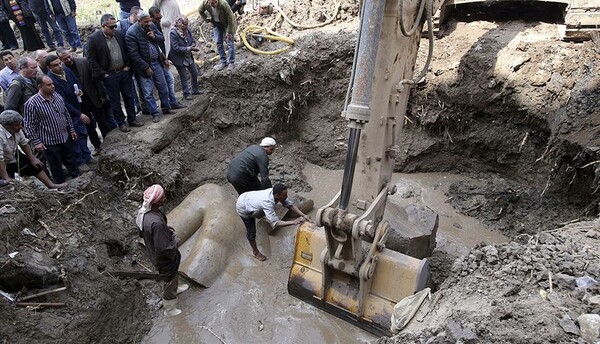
[86,14,141,132]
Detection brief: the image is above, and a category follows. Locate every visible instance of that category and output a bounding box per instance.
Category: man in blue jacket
[126,11,178,123]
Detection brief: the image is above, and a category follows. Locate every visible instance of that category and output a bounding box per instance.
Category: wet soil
[2,1,600,343]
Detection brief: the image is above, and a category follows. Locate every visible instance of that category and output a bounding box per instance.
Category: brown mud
[2,1,600,343]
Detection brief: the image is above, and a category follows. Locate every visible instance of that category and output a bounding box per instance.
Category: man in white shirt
[236,183,311,261]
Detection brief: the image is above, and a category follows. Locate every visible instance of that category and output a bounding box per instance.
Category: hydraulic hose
[273,2,340,30]
[240,25,295,55]
[399,0,434,86]
[399,0,426,36]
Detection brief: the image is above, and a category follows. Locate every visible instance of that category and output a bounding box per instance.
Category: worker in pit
[227,137,276,195]
[236,183,312,261]
[136,184,189,316]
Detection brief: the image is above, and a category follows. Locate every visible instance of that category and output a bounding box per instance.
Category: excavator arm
[288,0,443,336]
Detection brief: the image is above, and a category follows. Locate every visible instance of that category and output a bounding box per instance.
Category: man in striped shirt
[23,75,80,184]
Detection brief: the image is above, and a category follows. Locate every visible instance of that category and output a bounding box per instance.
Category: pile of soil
[2,1,600,343]
[380,223,600,344]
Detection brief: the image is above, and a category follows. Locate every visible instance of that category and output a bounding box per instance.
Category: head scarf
[135,184,165,231]
[174,15,188,39]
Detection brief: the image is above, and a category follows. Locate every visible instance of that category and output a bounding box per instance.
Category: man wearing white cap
[227,137,276,195]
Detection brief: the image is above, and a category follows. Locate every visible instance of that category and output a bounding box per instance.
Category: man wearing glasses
[87,14,142,133]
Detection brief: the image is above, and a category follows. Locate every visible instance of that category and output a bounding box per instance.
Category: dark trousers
[227,173,262,195]
[32,11,64,48]
[82,95,116,144]
[241,216,256,241]
[0,20,18,49]
[175,64,199,96]
[83,113,101,149]
[103,70,137,125]
[72,118,91,166]
[45,141,80,184]
[7,151,43,177]
[163,274,178,300]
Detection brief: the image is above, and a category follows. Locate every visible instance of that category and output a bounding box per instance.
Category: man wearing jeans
[199,0,236,71]
[46,0,82,52]
[126,11,178,123]
[30,0,63,51]
[87,14,142,132]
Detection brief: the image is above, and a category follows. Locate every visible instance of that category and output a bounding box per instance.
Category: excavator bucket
[288,222,430,337]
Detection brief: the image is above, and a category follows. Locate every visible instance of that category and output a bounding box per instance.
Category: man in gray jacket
[227,137,276,195]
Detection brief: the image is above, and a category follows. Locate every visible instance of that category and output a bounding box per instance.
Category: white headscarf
[136,184,165,231]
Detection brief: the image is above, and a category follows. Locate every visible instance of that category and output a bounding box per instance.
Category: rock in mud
[445,321,477,343]
[0,248,60,292]
[558,313,579,335]
[577,314,600,343]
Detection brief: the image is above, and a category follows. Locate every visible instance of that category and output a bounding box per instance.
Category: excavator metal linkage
[288,0,443,336]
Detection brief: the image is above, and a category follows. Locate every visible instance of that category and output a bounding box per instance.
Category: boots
[163,298,182,317]
[176,283,189,295]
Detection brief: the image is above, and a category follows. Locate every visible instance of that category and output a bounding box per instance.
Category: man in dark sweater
[136,184,188,316]
[46,54,92,170]
[227,137,276,195]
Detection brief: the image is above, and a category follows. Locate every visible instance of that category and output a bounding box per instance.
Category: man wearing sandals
[236,183,312,261]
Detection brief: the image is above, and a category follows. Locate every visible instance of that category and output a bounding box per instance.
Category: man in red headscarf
[136,184,188,316]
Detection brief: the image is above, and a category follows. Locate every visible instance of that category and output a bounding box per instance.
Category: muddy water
[142,164,507,344]
[301,163,507,256]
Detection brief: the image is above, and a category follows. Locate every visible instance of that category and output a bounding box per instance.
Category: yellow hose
[240,25,294,55]
[273,2,340,30]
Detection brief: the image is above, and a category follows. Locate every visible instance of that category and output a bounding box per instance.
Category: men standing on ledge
[227,137,276,195]
[87,14,141,132]
[126,11,183,123]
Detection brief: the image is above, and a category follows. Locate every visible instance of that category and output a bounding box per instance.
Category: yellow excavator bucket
[288,222,430,337]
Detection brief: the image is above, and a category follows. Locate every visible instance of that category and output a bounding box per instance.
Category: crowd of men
[0,0,242,188]
[0,0,312,319]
